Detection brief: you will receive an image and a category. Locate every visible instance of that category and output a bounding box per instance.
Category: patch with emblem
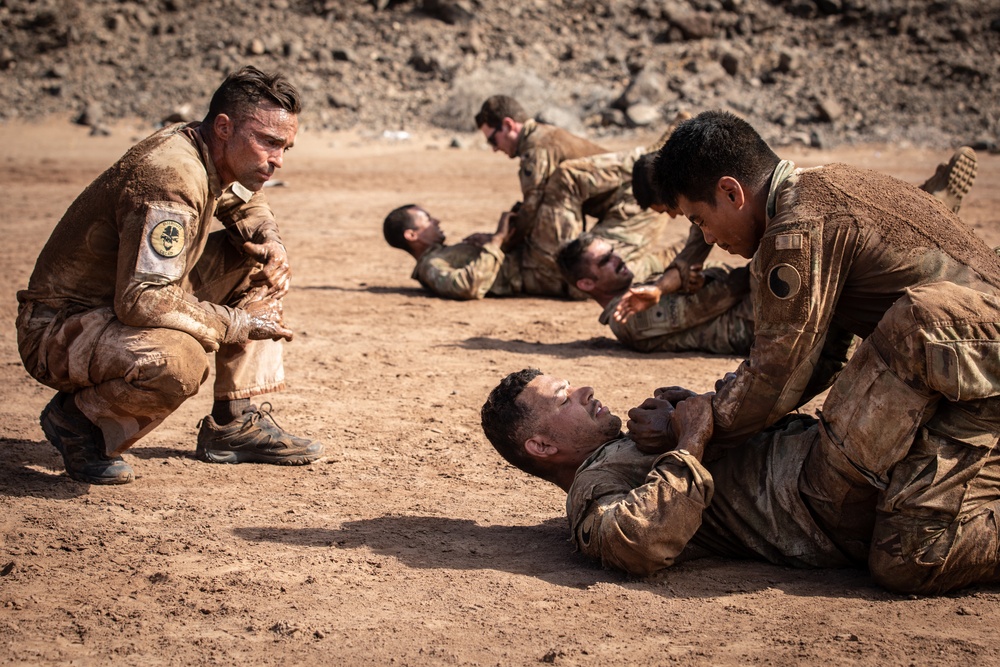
[135,202,196,280]
[150,220,185,257]
[768,263,802,300]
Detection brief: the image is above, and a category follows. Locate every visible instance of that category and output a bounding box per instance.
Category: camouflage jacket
[412,242,505,300]
[17,122,281,351]
[513,118,606,239]
[711,160,1000,445]
[566,416,856,577]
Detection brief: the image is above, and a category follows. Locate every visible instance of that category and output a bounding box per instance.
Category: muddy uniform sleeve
[570,450,714,576]
[114,159,249,352]
[711,194,860,446]
[216,187,282,245]
[609,266,751,352]
[415,243,505,300]
[668,224,714,292]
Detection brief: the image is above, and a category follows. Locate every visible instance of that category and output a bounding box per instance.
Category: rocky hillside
[1,0,997,148]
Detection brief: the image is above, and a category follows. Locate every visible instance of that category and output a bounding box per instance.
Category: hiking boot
[920,146,977,214]
[196,402,324,465]
[39,392,135,485]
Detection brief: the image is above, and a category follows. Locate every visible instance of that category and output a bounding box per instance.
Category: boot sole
[198,449,324,466]
[945,146,977,211]
[65,469,135,485]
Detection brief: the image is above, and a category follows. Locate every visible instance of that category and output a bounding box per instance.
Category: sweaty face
[677,191,759,259]
[408,207,446,246]
[581,238,633,294]
[519,375,623,466]
[218,104,298,192]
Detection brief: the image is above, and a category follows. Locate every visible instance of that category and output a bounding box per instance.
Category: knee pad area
[123,338,210,403]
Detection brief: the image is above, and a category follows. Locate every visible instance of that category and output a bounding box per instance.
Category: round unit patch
[768,263,802,300]
[150,220,185,257]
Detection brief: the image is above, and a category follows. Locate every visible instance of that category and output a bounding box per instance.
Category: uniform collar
[765,159,796,221]
[514,118,538,157]
[411,242,445,277]
[598,296,621,325]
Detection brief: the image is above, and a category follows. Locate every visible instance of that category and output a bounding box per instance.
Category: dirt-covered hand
[244,297,293,342]
[670,394,715,460]
[627,396,677,454]
[685,263,706,292]
[243,238,291,299]
[653,386,698,403]
[715,372,738,392]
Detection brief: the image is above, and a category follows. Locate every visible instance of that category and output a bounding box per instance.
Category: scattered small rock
[816,97,843,123]
[625,103,660,127]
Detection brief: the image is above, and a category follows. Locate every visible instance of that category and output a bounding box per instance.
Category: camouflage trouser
[16,230,284,456]
[803,281,1000,593]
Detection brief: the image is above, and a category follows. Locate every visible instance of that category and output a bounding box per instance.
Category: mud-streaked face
[216,104,298,192]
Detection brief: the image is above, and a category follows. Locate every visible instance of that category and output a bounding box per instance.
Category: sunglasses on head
[487,125,501,147]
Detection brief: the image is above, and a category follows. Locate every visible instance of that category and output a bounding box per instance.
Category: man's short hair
[481,368,549,479]
[557,234,601,284]
[632,153,660,210]
[383,204,418,250]
[474,95,529,129]
[205,66,302,126]
[653,110,779,210]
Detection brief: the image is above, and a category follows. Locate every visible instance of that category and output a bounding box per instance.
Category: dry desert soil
[1,120,1000,666]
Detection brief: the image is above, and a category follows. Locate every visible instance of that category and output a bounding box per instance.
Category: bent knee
[126,331,209,403]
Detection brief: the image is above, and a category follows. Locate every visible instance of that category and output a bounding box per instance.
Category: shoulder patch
[754,229,812,326]
[136,202,196,280]
[768,263,802,300]
[150,220,185,257]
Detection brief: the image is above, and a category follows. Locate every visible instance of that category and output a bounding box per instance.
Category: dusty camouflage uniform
[700,160,1000,443]
[538,146,683,288]
[567,415,863,577]
[507,119,608,297]
[600,265,754,354]
[409,240,581,300]
[412,242,505,300]
[570,280,1000,593]
[695,160,1000,592]
[16,122,285,456]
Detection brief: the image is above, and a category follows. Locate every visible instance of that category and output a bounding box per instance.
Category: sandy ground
[2,120,1000,666]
